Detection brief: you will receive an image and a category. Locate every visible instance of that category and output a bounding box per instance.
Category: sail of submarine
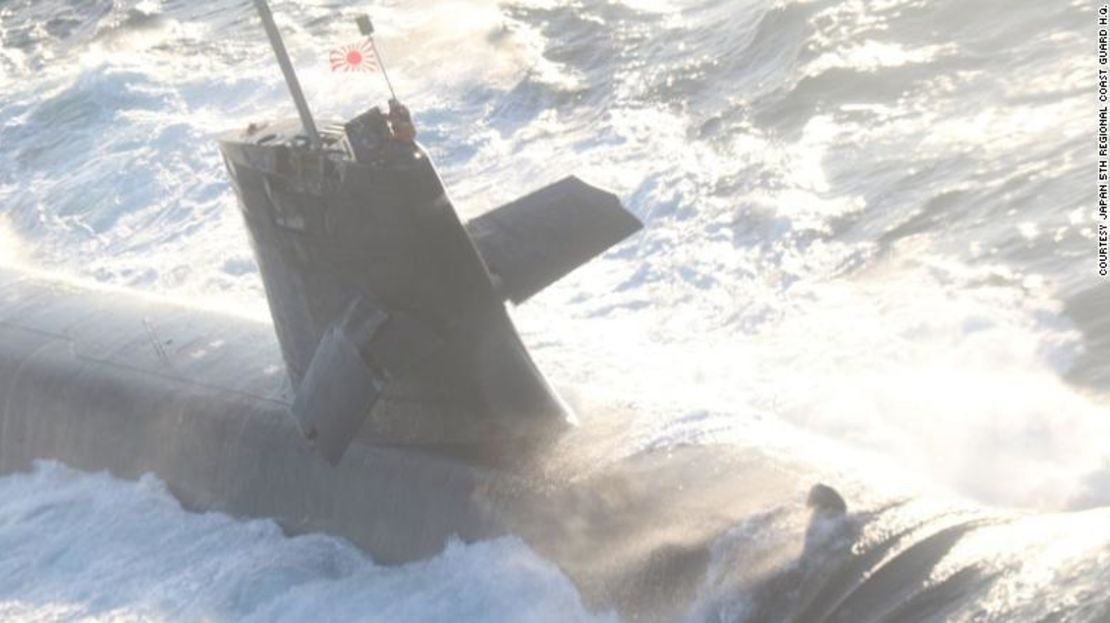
[220,0,643,463]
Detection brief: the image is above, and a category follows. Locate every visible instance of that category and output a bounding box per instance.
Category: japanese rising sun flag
[329,39,379,72]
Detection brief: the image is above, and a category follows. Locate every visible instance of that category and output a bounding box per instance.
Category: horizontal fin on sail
[466,176,642,304]
[292,298,443,464]
[292,319,384,464]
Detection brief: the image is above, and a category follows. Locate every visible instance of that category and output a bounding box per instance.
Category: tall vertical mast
[253,0,322,149]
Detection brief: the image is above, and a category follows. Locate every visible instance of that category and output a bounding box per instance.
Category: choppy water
[0,0,1106,621]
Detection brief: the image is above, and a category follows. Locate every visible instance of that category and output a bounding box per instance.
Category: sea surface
[0,0,1107,621]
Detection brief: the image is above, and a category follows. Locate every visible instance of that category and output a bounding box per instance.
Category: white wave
[0,462,614,623]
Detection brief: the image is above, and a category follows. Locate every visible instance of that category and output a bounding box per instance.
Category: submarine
[0,3,1013,621]
[218,2,642,465]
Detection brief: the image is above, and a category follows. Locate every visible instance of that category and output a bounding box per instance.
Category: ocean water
[0,0,1106,621]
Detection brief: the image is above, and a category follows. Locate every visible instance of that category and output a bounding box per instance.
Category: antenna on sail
[252,0,322,149]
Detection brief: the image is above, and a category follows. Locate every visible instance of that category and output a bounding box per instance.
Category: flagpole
[356,15,398,101]
[369,38,398,101]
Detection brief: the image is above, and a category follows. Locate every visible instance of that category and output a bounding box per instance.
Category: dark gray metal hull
[0,268,1001,622]
[0,268,794,619]
[0,269,500,563]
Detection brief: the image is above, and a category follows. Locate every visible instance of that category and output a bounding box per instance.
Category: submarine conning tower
[217,3,642,465]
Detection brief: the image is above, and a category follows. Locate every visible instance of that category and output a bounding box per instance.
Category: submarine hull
[0,269,502,563]
[0,268,1006,621]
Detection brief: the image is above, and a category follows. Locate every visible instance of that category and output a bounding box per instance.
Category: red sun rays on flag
[329,39,378,72]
